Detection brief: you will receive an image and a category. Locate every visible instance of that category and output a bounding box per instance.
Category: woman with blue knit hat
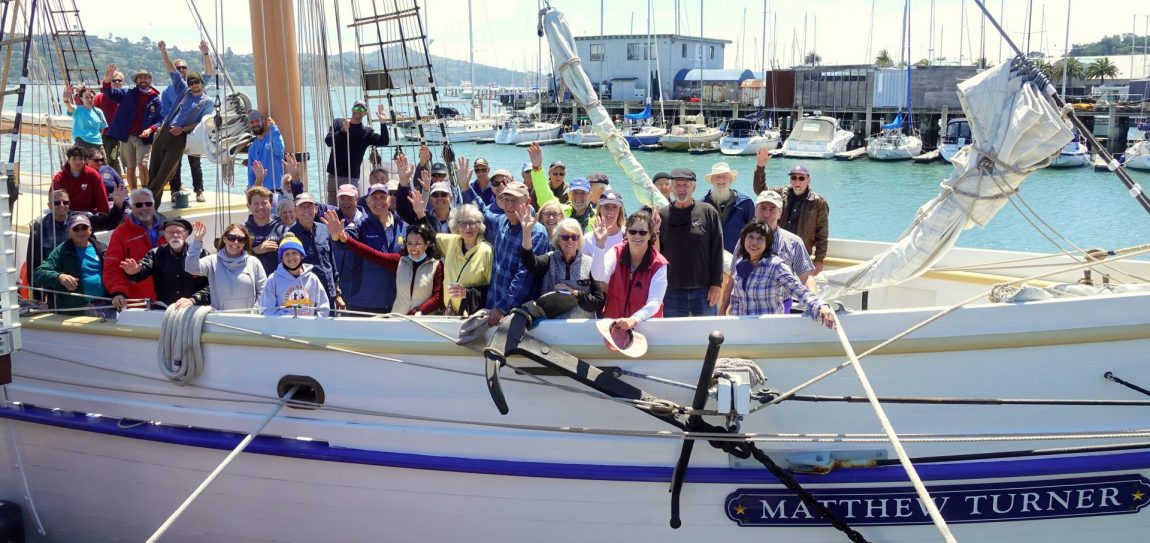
[258,232,330,316]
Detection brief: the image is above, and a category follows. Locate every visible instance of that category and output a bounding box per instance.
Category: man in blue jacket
[101,63,162,193]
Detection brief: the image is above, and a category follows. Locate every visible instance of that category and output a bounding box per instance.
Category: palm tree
[1051,57,1085,82]
[804,51,822,66]
[874,49,894,67]
[1086,57,1120,85]
[915,58,932,67]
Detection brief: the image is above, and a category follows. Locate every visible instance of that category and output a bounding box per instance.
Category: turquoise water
[24,85,1150,254]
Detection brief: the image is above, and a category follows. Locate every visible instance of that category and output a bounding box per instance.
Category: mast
[468,0,474,88]
[1060,0,1070,96]
[905,0,912,134]
[249,1,304,183]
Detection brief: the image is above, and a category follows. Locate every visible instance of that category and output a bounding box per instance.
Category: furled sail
[820,59,1073,301]
[540,7,668,209]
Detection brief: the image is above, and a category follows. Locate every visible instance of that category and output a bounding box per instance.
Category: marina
[1,0,1150,541]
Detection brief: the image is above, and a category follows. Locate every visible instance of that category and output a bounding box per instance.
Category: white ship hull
[494,121,562,145]
[866,132,923,161]
[781,117,854,159]
[1049,140,1092,168]
[5,242,1150,541]
[719,132,780,156]
[1124,141,1150,171]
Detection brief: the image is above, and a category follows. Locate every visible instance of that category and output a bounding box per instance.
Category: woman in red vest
[593,210,668,331]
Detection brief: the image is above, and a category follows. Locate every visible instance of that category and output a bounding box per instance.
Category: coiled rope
[157,305,213,385]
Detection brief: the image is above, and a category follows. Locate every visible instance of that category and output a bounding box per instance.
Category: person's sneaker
[195,191,206,203]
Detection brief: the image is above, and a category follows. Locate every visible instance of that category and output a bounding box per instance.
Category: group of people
[34,65,836,332]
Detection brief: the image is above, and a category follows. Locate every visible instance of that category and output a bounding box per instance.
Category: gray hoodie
[185,239,268,311]
[258,262,330,317]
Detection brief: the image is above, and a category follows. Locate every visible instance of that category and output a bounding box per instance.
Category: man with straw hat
[702,161,755,253]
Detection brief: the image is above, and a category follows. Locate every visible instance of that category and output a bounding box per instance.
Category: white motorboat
[659,114,723,151]
[7,4,1150,543]
[422,116,498,143]
[719,117,780,156]
[939,117,971,163]
[1049,132,1092,168]
[780,116,854,159]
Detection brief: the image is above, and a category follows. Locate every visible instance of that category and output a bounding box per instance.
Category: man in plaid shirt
[480,181,548,325]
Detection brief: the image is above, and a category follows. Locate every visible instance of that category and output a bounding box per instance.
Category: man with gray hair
[753,148,830,274]
[657,167,724,317]
[103,188,168,310]
[702,161,755,253]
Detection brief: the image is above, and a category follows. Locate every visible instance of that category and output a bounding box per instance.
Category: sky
[79,0,1150,76]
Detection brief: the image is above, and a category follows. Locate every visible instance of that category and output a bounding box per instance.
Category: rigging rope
[157,305,213,385]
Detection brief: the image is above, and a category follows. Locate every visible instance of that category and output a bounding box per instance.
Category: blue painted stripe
[3,402,1149,485]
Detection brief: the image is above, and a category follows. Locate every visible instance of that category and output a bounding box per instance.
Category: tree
[915,58,932,67]
[973,57,989,69]
[874,49,894,67]
[1051,57,1085,82]
[1032,59,1055,80]
[804,51,821,66]
[1086,57,1120,85]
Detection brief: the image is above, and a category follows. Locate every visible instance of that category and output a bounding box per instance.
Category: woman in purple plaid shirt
[724,221,836,328]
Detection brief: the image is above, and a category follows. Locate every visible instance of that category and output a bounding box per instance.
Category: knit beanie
[278,233,307,260]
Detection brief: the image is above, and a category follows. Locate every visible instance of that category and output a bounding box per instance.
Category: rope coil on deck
[158,305,213,385]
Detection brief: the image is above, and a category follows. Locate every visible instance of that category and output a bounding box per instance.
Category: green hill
[1069,34,1150,56]
[14,33,533,87]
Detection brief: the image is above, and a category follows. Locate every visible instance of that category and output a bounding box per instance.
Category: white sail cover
[541,8,668,209]
[819,60,1073,301]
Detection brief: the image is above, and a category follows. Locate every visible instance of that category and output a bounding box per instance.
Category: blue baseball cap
[566,177,591,194]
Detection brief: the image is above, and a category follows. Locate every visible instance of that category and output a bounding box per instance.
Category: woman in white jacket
[186,221,267,311]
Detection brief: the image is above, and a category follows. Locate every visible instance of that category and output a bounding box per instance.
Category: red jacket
[103,217,166,299]
[603,244,667,320]
[51,166,109,214]
[94,92,118,135]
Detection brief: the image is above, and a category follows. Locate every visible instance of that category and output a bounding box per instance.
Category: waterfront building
[574,34,729,101]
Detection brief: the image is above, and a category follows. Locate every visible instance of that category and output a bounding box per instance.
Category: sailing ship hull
[866,134,924,161]
[1124,141,1150,171]
[494,122,562,145]
[5,242,1150,540]
[719,133,781,156]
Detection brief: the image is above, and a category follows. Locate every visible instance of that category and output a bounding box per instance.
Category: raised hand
[418,144,432,165]
[62,84,74,101]
[199,39,210,55]
[251,160,267,185]
[593,219,609,247]
[651,208,662,233]
[282,152,299,178]
[756,146,771,168]
[375,104,388,121]
[158,40,167,51]
[192,220,207,241]
[408,188,426,218]
[528,142,543,169]
[455,155,471,187]
[322,209,345,240]
[118,258,142,275]
[418,168,431,193]
[104,64,117,82]
[111,184,129,206]
[396,153,414,186]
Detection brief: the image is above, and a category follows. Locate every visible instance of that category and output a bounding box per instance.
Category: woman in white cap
[584,189,626,272]
[187,221,268,311]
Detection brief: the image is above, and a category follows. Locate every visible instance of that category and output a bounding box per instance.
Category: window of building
[590,44,605,61]
[682,43,687,58]
[709,46,715,60]
[627,43,647,61]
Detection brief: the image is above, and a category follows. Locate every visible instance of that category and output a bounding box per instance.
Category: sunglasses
[53,200,71,206]
[558,233,579,242]
[71,224,90,232]
[490,179,507,187]
[89,157,107,163]
[352,105,367,113]
[112,79,124,83]
[176,66,189,71]
[550,171,566,176]
[627,229,650,236]
[789,175,808,180]
[224,234,247,243]
[133,201,155,208]
[474,168,489,173]
[431,173,448,178]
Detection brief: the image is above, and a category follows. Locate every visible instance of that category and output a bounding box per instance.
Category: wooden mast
[249,1,307,187]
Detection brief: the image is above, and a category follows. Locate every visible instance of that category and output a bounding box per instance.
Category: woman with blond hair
[186,221,267,310]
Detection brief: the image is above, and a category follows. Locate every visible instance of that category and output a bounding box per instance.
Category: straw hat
[704,162,738,182]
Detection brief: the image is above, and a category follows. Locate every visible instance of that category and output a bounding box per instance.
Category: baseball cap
[161,218,193,233]
[429,181,452,195]
[566,177,591,194]
[430,162,449,175]
[520,162,533,173]
[474,158,489,167]
[501,182,529,198]
[66,214,91,229]
[548,160,566,172]
[587,173,609,185]
[599,190,623,207]
[294,192,318,205]
[755,190,784,208]
[366,183,389,196]
[337,184,359,198]
[789,164,811,176]
[353,100,368,111]
[490,169,514,181]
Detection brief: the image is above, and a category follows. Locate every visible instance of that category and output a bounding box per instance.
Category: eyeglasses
[405,240,425,246]
[53,200,70,206]
[789,175,808,181]
[474,168,489,173]
[431,173,448,178]
[550,171,566,176]
[490,179,507,187]
[176,66,189,71]
[133,201,155,208]
[89,157,107,163]
[352,105,367,113]
[111,79,124,83]
[558,233,579,242]
[164,229,188,237]
[224,234,247,243]
[540,211,563,219]
[431,193,451,198]
[456,220,479,228]
[188,79,203,85]
[71,224,90,232]
[627,229,650,236]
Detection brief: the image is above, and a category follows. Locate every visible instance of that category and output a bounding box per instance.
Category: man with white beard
[117,218,211,309]
[701,161,755,253]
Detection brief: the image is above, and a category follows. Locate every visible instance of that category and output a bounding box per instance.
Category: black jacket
[126,244,211,306]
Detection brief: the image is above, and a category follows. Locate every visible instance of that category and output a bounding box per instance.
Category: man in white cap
[342,182,407,315]
[288,192,339,310]
[470,157,496,207]
[324,100,390,204]
[753,149,830,274]
[702,161,755,253]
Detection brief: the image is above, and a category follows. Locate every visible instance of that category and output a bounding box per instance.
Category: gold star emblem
[1133,491,1145,501]
[734,504,747,516]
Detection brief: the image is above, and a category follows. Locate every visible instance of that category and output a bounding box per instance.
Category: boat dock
[834,148,868,161]
[515,138,564,147]
[913,149,941,163]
